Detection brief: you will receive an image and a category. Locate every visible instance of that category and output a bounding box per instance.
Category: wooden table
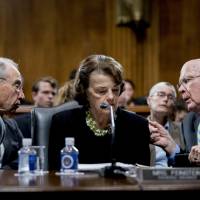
[0,170,139,192]
[0,170,200,195]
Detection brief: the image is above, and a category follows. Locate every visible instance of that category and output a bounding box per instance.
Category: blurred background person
[0,57,24,169]
[118,79,147,109]
[48,54,150,171]
[31,76,58,108]
[117,79,136,108]
[53,69,77,106]
[147,82,185,167]
[14,76,58,138]
[53,80,74,106]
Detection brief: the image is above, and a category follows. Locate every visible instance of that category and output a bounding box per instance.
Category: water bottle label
[61,154,78,170]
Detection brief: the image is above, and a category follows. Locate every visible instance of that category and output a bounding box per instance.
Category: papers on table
[78,162,135,172]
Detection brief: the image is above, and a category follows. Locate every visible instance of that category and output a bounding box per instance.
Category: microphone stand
[100,103,126,178]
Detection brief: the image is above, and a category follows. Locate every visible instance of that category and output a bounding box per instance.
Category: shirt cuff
[167,144,180,166]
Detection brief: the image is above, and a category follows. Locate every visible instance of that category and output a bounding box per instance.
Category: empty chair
[31,100,81,170]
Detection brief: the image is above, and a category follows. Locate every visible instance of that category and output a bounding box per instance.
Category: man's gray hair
[0,57,18,78]
[148,82,177,98]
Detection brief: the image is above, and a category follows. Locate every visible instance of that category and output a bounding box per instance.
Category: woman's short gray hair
[148,82,177,98]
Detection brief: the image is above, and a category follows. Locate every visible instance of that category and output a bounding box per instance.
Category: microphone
[99,102,108,109]
[99,102,126,178]
[100,103,115,136]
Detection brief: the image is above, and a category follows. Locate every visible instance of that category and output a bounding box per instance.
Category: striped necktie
[197,123,200,145]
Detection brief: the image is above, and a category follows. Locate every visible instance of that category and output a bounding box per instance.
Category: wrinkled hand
[189,145,200,165]
[148,120,176,155]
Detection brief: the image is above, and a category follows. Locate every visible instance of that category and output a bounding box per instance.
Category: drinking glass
[31,146,48,175]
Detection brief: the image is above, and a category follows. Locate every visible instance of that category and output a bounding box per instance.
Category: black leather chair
[31,101,81,170]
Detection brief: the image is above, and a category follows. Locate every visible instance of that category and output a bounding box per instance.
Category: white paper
[78,162,134,172]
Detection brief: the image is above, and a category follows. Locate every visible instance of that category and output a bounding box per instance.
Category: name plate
[136,167,200,181]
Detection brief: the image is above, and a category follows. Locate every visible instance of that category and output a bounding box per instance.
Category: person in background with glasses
[0,57,25,169]
[178,59,200,165]
[147,82,185,167]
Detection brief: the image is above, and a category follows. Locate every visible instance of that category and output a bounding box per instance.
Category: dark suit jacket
[1,118,23,169]
[14,113,31,138]
[172,112,200,167]
[168,120,185,151]
[181,112,200,152]
[48,107,150,170]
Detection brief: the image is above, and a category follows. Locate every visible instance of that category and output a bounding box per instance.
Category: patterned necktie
[197,123,200,145]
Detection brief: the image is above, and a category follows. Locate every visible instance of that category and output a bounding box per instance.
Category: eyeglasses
[177,75,200,90]
[0,77,22,93]
[152,91,175,101]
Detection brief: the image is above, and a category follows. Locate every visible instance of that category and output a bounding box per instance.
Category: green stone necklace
[86,111,110,136]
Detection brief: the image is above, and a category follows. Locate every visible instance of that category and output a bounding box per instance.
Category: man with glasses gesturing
[150,59,200,166]
[178,59,200,165]
[0,57,25,169]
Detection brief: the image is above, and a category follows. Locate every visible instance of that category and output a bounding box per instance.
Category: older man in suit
[0,57,24,169]
[150,59,200,166]
[178,59,200,164]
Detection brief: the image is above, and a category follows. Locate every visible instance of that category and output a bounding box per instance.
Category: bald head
[181,59,200,77]
[178,58,200,113]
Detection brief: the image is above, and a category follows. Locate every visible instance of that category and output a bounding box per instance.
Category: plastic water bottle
[60,137,79,173]
[18,138,37,174]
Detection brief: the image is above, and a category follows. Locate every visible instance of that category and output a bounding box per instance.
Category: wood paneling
[0,0,200,100]
[0,0,107,100]
[159,0,200,88]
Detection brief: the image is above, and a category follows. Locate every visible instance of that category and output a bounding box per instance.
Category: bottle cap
[65,137,74,146]
[22,138,32,146]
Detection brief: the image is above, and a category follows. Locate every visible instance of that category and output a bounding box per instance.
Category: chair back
[31,101,81,170]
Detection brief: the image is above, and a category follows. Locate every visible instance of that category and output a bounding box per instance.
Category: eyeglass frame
[177,75,200,90]
[0,77,23,93]
[150,91,176,101]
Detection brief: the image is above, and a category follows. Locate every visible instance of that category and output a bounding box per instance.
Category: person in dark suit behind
[14,76,58,138]
[48,54,150,171]
[0,57,25,169]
